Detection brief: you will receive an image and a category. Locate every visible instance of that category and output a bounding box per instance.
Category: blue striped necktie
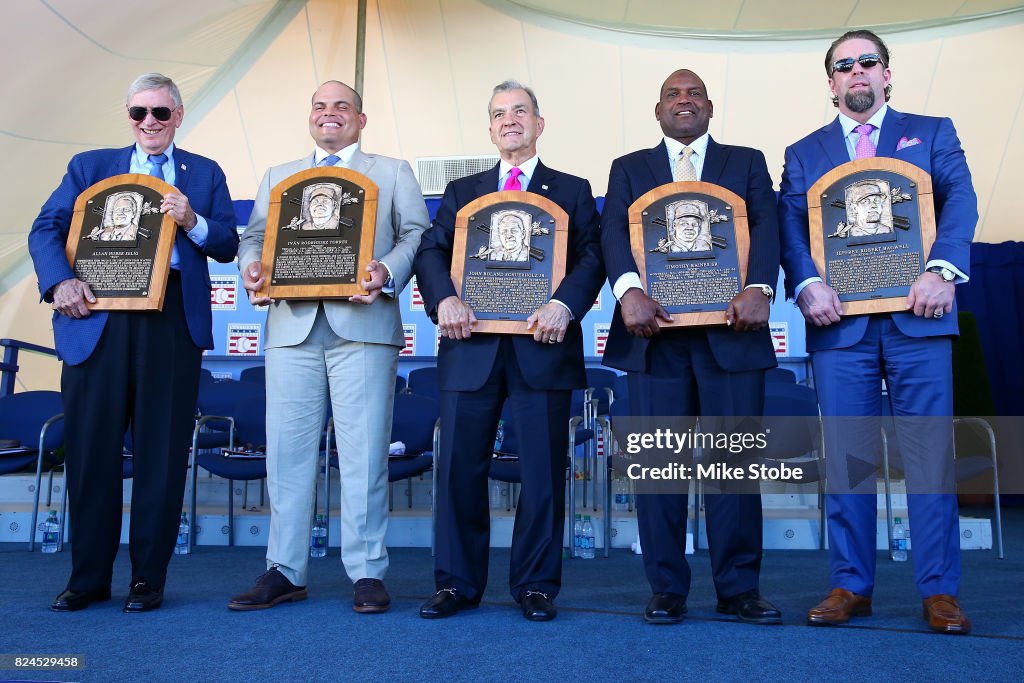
[148,153,168,180]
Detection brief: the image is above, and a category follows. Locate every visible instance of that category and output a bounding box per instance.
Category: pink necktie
[503,167,522,191]
[854,124,877,159]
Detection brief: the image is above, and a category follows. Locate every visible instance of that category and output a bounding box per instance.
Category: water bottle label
[43,531,58,544]
[614,494,628,504]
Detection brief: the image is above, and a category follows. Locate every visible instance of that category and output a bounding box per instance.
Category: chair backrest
[765,367,797,384]
[0,390,64,450]
[239,365,266,385]
[391,393,439,455]
[195,380,266,448]
[586,368,618,414]
[395,374,408,394]
[406,366,440,399]
[761,382,821,460]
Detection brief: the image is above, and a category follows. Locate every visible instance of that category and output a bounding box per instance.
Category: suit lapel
[173,147,190,192]
[877,107,908,157]
[349,148,375,175]
[817,118,851,169]
[114,145,135,176]
[476,164,500,198]
[645,141,673,186]
[702,137,728,185]
[529,161,556,197]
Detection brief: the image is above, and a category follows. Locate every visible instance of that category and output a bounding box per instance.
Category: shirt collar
[664,133,709,160]
[839,104,888,138]
[134,142,175,166]
[499,155,540,184]
[313,142,360,167]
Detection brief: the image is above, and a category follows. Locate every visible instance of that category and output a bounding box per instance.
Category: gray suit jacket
[238,149,429,349]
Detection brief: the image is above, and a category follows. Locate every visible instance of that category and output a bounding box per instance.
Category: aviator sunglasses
[831,53,883,74]
[127,106,176,122]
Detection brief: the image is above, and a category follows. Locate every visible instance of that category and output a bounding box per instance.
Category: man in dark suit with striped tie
[28,72,238,613]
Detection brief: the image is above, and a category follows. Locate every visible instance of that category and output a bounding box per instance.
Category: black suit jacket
[414,161,604,391]
[600,138,780,373]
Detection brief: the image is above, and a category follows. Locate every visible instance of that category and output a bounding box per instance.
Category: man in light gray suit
[228,80,429,613]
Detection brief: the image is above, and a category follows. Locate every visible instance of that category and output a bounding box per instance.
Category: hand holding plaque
[450,191,569,335]
[257,167,378,300]
[628,181,750,327]
[65,173,177,311]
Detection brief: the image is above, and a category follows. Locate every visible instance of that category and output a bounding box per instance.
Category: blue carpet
[0,506,1021,682]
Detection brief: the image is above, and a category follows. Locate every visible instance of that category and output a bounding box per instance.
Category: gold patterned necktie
[675,146,697,182]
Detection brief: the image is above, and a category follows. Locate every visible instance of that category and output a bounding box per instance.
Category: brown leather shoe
[923,594,971,634]
[228,566,307,611]
[352,578,390,614]
[807,588,872,625]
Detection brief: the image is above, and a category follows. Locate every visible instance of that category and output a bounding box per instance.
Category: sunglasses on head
[128,106,175,122]
[832,53,883,74]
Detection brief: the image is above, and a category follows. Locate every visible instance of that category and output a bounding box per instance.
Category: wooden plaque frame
[808,158,936,316]
[451,191,569,334]
[66,174,176,311]
[628,181,750,327]
[258,167,378,300]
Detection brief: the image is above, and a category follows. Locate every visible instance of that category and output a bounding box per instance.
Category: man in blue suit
[602,69,782,625]
[779,30,975,634]
[28,73,238,613]
[414,80,604,621]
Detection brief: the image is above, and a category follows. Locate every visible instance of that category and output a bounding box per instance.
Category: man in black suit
[601,69,782,625]
[414,79,604,621]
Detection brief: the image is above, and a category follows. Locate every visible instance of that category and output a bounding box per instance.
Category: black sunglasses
[832,53,883,74]
[128,106,175,122]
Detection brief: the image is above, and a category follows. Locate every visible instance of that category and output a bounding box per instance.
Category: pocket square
[897,136,922,150]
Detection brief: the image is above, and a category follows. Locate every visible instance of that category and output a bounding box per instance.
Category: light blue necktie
[147,153,168,180]
[321,154,340,167]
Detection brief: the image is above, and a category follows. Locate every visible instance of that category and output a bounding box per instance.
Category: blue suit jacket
[601,138,781,373]
[778,109,977,351]
[28,145,239,365]
[413,161,605,391]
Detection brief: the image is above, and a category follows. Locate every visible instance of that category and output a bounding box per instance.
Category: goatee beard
[845,90,876,113]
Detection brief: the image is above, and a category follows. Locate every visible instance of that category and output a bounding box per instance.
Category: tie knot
[321,154,341,167]
[509,167,522,180]
[681,147,693,159]
[148,153,168,167]
[854,124,875,136]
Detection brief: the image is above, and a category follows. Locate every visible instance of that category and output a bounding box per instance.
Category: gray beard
[845,90,876,113]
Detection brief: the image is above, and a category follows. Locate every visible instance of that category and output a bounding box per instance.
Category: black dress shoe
[520,590,557,621]
[644,592,687,624]
[50,588,111,612]
[353,578,391,614]
[419,588,477,619]
[123,581,164,613]
[228,566,308,611]
[716,590,782,625]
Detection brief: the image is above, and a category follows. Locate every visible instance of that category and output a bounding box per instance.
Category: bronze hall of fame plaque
[451,191,569,334]
[628,181,750,327]
[258,167,378,300]
[66,174,177,311]
[808,158,936,316]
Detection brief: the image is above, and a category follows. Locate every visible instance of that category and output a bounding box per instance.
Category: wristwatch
[755,284,774,299]
[926,266,955,282]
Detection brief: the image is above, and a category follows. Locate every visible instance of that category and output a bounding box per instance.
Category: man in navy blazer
[779,30,975,634]
[601,69,782,625]
[414,80,604,621]
[28,73,238,613]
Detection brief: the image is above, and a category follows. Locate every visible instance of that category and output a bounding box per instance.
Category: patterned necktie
[674,147,697,181]
[320,154,341,167]
[854,124,877,159]
[147,153,168,180]
[503,167,522,191]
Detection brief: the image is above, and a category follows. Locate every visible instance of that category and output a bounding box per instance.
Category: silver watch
[927,266,955,282]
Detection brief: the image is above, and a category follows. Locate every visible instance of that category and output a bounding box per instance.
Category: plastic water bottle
[581,515,595,559]
[613,475,630,511]
[174,511,190,555]
[573,513,583,558]
[891,517,908,562]
[41,510,60,554]
[493,419,505,452]
[310,514,327,558]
